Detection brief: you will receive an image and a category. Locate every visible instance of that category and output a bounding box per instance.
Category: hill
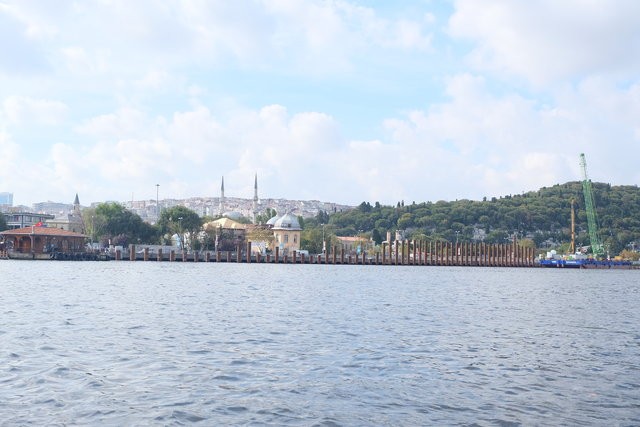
[312,181,640,255]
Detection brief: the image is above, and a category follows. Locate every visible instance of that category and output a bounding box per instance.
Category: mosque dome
[273,213,301,230]
[223,211,243,221]
[266,215,280,226]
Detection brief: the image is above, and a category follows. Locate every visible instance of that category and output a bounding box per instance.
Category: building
[46,194,85,233]
[0,226,87,259]
[0,192,13,210]
[272,213,302,255]
[203,217,247,251]
[3,212,55,229]
[335,236,374,255]
[32,200,72,215]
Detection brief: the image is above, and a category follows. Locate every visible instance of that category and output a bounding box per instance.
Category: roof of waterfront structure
[204,217,247,230]
[0,226,87,238]
[272,213,301,230]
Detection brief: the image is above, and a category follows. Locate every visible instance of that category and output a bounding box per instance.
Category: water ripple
[0,262,639,425]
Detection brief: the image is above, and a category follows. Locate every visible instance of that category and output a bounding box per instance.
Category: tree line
[301,181,640,256]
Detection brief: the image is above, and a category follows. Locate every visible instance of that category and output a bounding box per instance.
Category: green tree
[0,213,7,232]
[255,208,278,224]
[371,228,383,245]
[158,206,202,249]
[301,227,324,254]
[397,213,414,229]
[94,202,159,246]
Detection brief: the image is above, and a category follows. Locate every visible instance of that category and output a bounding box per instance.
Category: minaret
[72,193,84,233]
[73,193,81,216]
[252,173,259,223]
[219,176,225,215]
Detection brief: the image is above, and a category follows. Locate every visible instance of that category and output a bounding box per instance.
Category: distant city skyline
[1,2,639,207]
[4,194,351,223]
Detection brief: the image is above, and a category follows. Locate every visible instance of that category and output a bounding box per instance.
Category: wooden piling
[394,241,398,266]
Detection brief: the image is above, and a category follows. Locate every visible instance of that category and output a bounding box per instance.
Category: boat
[538,250,631,269]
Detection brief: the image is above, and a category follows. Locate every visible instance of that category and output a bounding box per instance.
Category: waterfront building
[203,217,247,252]
[0,226,87,259]
[272,213,302,255]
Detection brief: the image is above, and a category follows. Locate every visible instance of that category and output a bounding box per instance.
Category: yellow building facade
[272,213,301,255]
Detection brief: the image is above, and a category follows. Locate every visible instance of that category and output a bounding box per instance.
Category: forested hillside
[310,182,640,255]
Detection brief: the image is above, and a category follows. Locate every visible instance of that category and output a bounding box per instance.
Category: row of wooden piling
[119,241,536,267]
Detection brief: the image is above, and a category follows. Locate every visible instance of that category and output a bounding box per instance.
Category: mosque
[206,174,301,255]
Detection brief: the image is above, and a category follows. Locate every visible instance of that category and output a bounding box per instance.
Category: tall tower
[219,176,225,215]
[73,193,81,215]
[252,173,259,223]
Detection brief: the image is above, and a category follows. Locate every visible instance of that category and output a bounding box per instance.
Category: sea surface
[1,261,639,426]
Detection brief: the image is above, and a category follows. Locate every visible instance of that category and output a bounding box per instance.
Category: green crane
[579,153,604,257]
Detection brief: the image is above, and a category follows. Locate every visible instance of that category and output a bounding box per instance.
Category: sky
[1,0,639,207]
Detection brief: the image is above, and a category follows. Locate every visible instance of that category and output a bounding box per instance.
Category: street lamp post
[156,184,160,222]
[178,216,183,248]
[322,223,326,254]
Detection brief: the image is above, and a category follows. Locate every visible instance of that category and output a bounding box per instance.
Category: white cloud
[3,1,434,79]
[2,1,639,208]
[0,4,50,75]
[449,0,640,85]
[76,107,152,140]
[0,130,20,165]
[3,96,68,125]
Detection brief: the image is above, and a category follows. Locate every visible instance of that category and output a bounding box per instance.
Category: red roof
[0,226,87,238]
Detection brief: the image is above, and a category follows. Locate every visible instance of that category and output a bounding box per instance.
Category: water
[1,261,639,426]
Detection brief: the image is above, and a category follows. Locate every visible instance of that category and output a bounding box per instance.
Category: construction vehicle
[579,153,605,257]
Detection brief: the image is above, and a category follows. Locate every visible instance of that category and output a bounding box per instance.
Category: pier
[111,241,536,267]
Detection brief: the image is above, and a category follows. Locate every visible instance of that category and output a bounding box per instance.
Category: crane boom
[579,153,604,257]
